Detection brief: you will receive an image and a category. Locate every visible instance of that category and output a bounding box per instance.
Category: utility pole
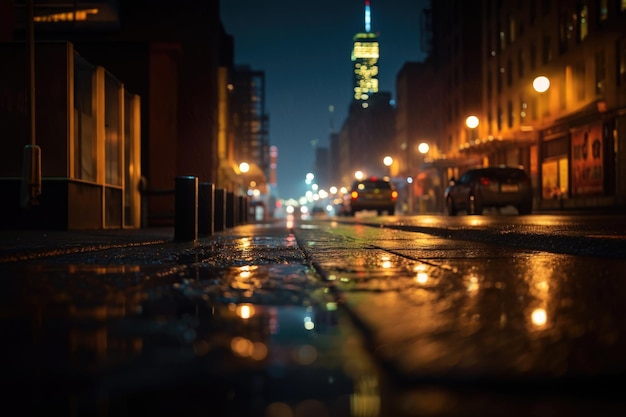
[21,0,42,209]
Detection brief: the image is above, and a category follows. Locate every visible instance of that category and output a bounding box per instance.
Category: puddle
[1,259,385,417]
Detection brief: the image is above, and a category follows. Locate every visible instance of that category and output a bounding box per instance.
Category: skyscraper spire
[352,0,379,104]
[364,0,371,33]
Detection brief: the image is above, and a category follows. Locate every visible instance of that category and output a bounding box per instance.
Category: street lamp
[383,156,393,179]
[354,170,364,180]
[533,75,550,93]
[418,142,430,155]
[465,115,479,129]
[465,115,480,143]
[239,162,250,173]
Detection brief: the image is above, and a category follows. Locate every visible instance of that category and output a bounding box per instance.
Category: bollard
[174,176,198,241]
[232,195,238,226]
[238,195,246,224]
[198,182,215,236]
[214,188,226,232]
[226,191,235,228]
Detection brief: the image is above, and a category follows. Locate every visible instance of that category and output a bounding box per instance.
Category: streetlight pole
[21,0,42,209]
[465,115,479,144]
[383,156,393,179]
[533,75,551,205]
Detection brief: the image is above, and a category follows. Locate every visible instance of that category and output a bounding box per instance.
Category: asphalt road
[1,212,626,416]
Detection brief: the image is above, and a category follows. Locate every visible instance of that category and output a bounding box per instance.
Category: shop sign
[571,122,603,195]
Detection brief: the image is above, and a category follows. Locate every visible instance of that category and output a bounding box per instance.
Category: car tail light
[479,177,490,186]
[351,191,359,199]
[391,190,398,199]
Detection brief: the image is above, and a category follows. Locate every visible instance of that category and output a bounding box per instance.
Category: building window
[618,37,626,86]
[597,0,608,22]
[508,100,514,128]
[595,50,606,95]
[507,58,513,86]
[541,90,551,118]
[542,36,552,64]
[577,4,589,42]
[530,95,538,120]
[560,70,567,110]
[497,106,503,131]
[622,0,626,12]
[518,49,525,77]
[574,62,586,101]
[105,72,122,186]
[509,16,516,43]
[74,55,97,182]
[530,42,537,70]
[559,11,570,54]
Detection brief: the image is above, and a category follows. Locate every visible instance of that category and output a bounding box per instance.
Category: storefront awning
[458,135,536,154]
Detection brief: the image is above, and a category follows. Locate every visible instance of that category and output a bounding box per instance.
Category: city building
[227,65,271,219]
[0,0,261,229]
[351,0,379,105]
[337,1,395,189]
[404,0,626,212]
[395,61,447,213]
[472,0,626,210]
[0,1,143,229]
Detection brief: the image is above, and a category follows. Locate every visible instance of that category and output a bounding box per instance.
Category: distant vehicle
[344,177,398,216]
[444,166,533,215]
[311,206,326,218]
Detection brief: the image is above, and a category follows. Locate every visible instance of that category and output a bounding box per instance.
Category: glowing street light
[465,115,480,143]
[383,156,393,167]
[465,115,479,129]
[354,170,364,180]
[239,162,250,173]
[418,142,430,155]
[533,75,550,93]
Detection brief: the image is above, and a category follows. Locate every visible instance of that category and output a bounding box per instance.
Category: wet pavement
[1,222,379,417]
[2,216,626,416]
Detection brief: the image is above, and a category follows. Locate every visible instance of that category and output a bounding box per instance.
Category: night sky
[220,0,429,200]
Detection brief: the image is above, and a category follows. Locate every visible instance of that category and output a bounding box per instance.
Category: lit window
[578,5,588,42]
[599,0,608,21]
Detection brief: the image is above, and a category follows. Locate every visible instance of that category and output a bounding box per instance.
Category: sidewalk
[0,226,228,264]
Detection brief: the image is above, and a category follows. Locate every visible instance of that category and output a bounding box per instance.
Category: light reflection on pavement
[2,214,626,416]
[1,223,385,417]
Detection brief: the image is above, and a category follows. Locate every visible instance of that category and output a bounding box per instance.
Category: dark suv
[444,167,533,215]
[345,178,398,216]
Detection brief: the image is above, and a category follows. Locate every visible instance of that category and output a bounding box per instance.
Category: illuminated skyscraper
[351,0,379,104]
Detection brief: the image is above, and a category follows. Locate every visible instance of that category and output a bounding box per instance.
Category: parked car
[444,167,533,215]
[311,205,327,218]
[344,177,398,216]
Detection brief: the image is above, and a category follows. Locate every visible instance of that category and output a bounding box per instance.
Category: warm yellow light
[355,170,364,180]
[34,8,98,23]
[239,162,250,173]
[236,304,255,319]
[383,156,393,166]
[418,142,430,154]
[531,308,548,326]
[465,115,479,129]
[533,76,550,93]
